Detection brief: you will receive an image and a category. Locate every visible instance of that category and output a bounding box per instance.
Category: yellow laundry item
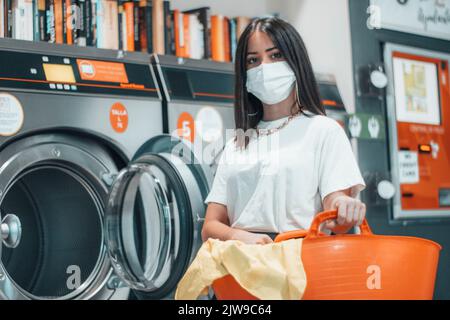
[175,238,306,300]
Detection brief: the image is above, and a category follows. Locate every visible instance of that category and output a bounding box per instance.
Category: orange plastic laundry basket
[212,210,442,300]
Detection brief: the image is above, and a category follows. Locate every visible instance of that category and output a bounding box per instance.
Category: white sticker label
[348,115,362,138]
[398,151,419,184]
[195,107,223,143]
[0,93,24,136]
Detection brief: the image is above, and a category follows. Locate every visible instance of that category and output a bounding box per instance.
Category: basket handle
[308,210,373,239]
[274,209,373,242]
[274,229,308,243]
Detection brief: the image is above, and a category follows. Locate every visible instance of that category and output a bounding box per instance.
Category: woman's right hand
[202,203,273,244]
[229,229,273,245]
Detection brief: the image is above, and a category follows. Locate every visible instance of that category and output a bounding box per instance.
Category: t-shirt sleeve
[204,151,229,206]
[318,123,366,200]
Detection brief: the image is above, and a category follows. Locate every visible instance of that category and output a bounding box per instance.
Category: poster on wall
[392,56,441,125]
[369,0,450,41]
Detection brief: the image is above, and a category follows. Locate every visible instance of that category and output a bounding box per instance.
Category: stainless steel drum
[0,134,118,300]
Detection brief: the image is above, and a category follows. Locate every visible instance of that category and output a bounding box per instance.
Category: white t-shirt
[204,112,366,233]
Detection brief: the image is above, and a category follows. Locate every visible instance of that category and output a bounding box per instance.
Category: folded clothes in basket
[175,238,307,300]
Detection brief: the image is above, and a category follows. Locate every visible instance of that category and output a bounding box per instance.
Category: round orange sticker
[177,112,195,143]
[110,103,128,133]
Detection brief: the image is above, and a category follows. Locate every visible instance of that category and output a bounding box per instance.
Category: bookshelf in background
[0,0,254,63]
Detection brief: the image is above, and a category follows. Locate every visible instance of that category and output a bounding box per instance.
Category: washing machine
[152,55,235,173]
[0,38,211,300]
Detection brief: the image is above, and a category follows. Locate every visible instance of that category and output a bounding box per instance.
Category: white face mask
[246,61,296,105]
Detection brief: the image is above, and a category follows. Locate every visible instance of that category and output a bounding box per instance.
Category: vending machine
[384,43,450,220]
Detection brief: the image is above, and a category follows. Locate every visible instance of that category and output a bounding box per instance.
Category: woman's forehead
[247,31,276,53]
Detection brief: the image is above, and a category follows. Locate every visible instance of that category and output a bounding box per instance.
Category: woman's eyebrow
[247,47,278,56]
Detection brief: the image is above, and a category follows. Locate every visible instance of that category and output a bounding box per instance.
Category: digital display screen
[43,63,76,83]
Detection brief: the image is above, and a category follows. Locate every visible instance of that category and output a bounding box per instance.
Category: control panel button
[42,56,49,62]
[49,83,56,89]
[377,180,396,200]
[56,84,63,89]
[63,84,70,90]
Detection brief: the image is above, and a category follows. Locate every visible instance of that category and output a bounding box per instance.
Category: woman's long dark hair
[234,17,325,147]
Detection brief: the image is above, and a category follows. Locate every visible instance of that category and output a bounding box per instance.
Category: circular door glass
[0,166,104,299]
[105,160,171,291]
[105,153,198,298]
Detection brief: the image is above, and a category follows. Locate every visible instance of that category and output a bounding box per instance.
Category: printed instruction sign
[398,150,419,184]
[393,57,441,125]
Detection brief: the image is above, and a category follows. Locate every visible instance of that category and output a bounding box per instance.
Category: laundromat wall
[349,0,450,299]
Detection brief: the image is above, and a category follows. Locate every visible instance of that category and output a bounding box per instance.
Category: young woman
[201,17,366,245]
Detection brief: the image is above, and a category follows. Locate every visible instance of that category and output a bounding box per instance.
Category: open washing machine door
[104,135,212,299]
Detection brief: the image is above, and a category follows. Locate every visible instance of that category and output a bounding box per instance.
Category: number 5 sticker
[177,112,195,143]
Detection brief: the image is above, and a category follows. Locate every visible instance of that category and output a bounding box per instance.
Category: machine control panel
[0,50,159,98]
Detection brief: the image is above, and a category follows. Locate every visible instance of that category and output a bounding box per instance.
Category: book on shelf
[0,0,4,37]
[96,0,118,50]
[90,0,97,46]
[133,0,139,50]
[163,0,171,55]
[45,0,55,42]
[223,16,231,62]
[183,6,209,60]
[12,0,34,41]
[119,0,134,51]
[76,0,87,46]
[137,0,149,53]
[142,0,152,53]
[65,0,77,45]
[152,0,163,54]
[53,0,62,43]
[0,0,254,63]
[36,0,47,41]
[229,18,237,62]
[3,0,14,38]
[211,15,225,62]
[236,16,251,39]
[173,9,185,58]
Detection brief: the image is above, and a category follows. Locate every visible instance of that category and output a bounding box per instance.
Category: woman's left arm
[322,188,366,234]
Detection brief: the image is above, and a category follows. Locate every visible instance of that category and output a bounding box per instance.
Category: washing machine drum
[104,135,211,299]
[1,167,103,298]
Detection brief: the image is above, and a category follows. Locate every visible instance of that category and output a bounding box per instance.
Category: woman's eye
[271,52,283,59]
[247,57,258,65]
